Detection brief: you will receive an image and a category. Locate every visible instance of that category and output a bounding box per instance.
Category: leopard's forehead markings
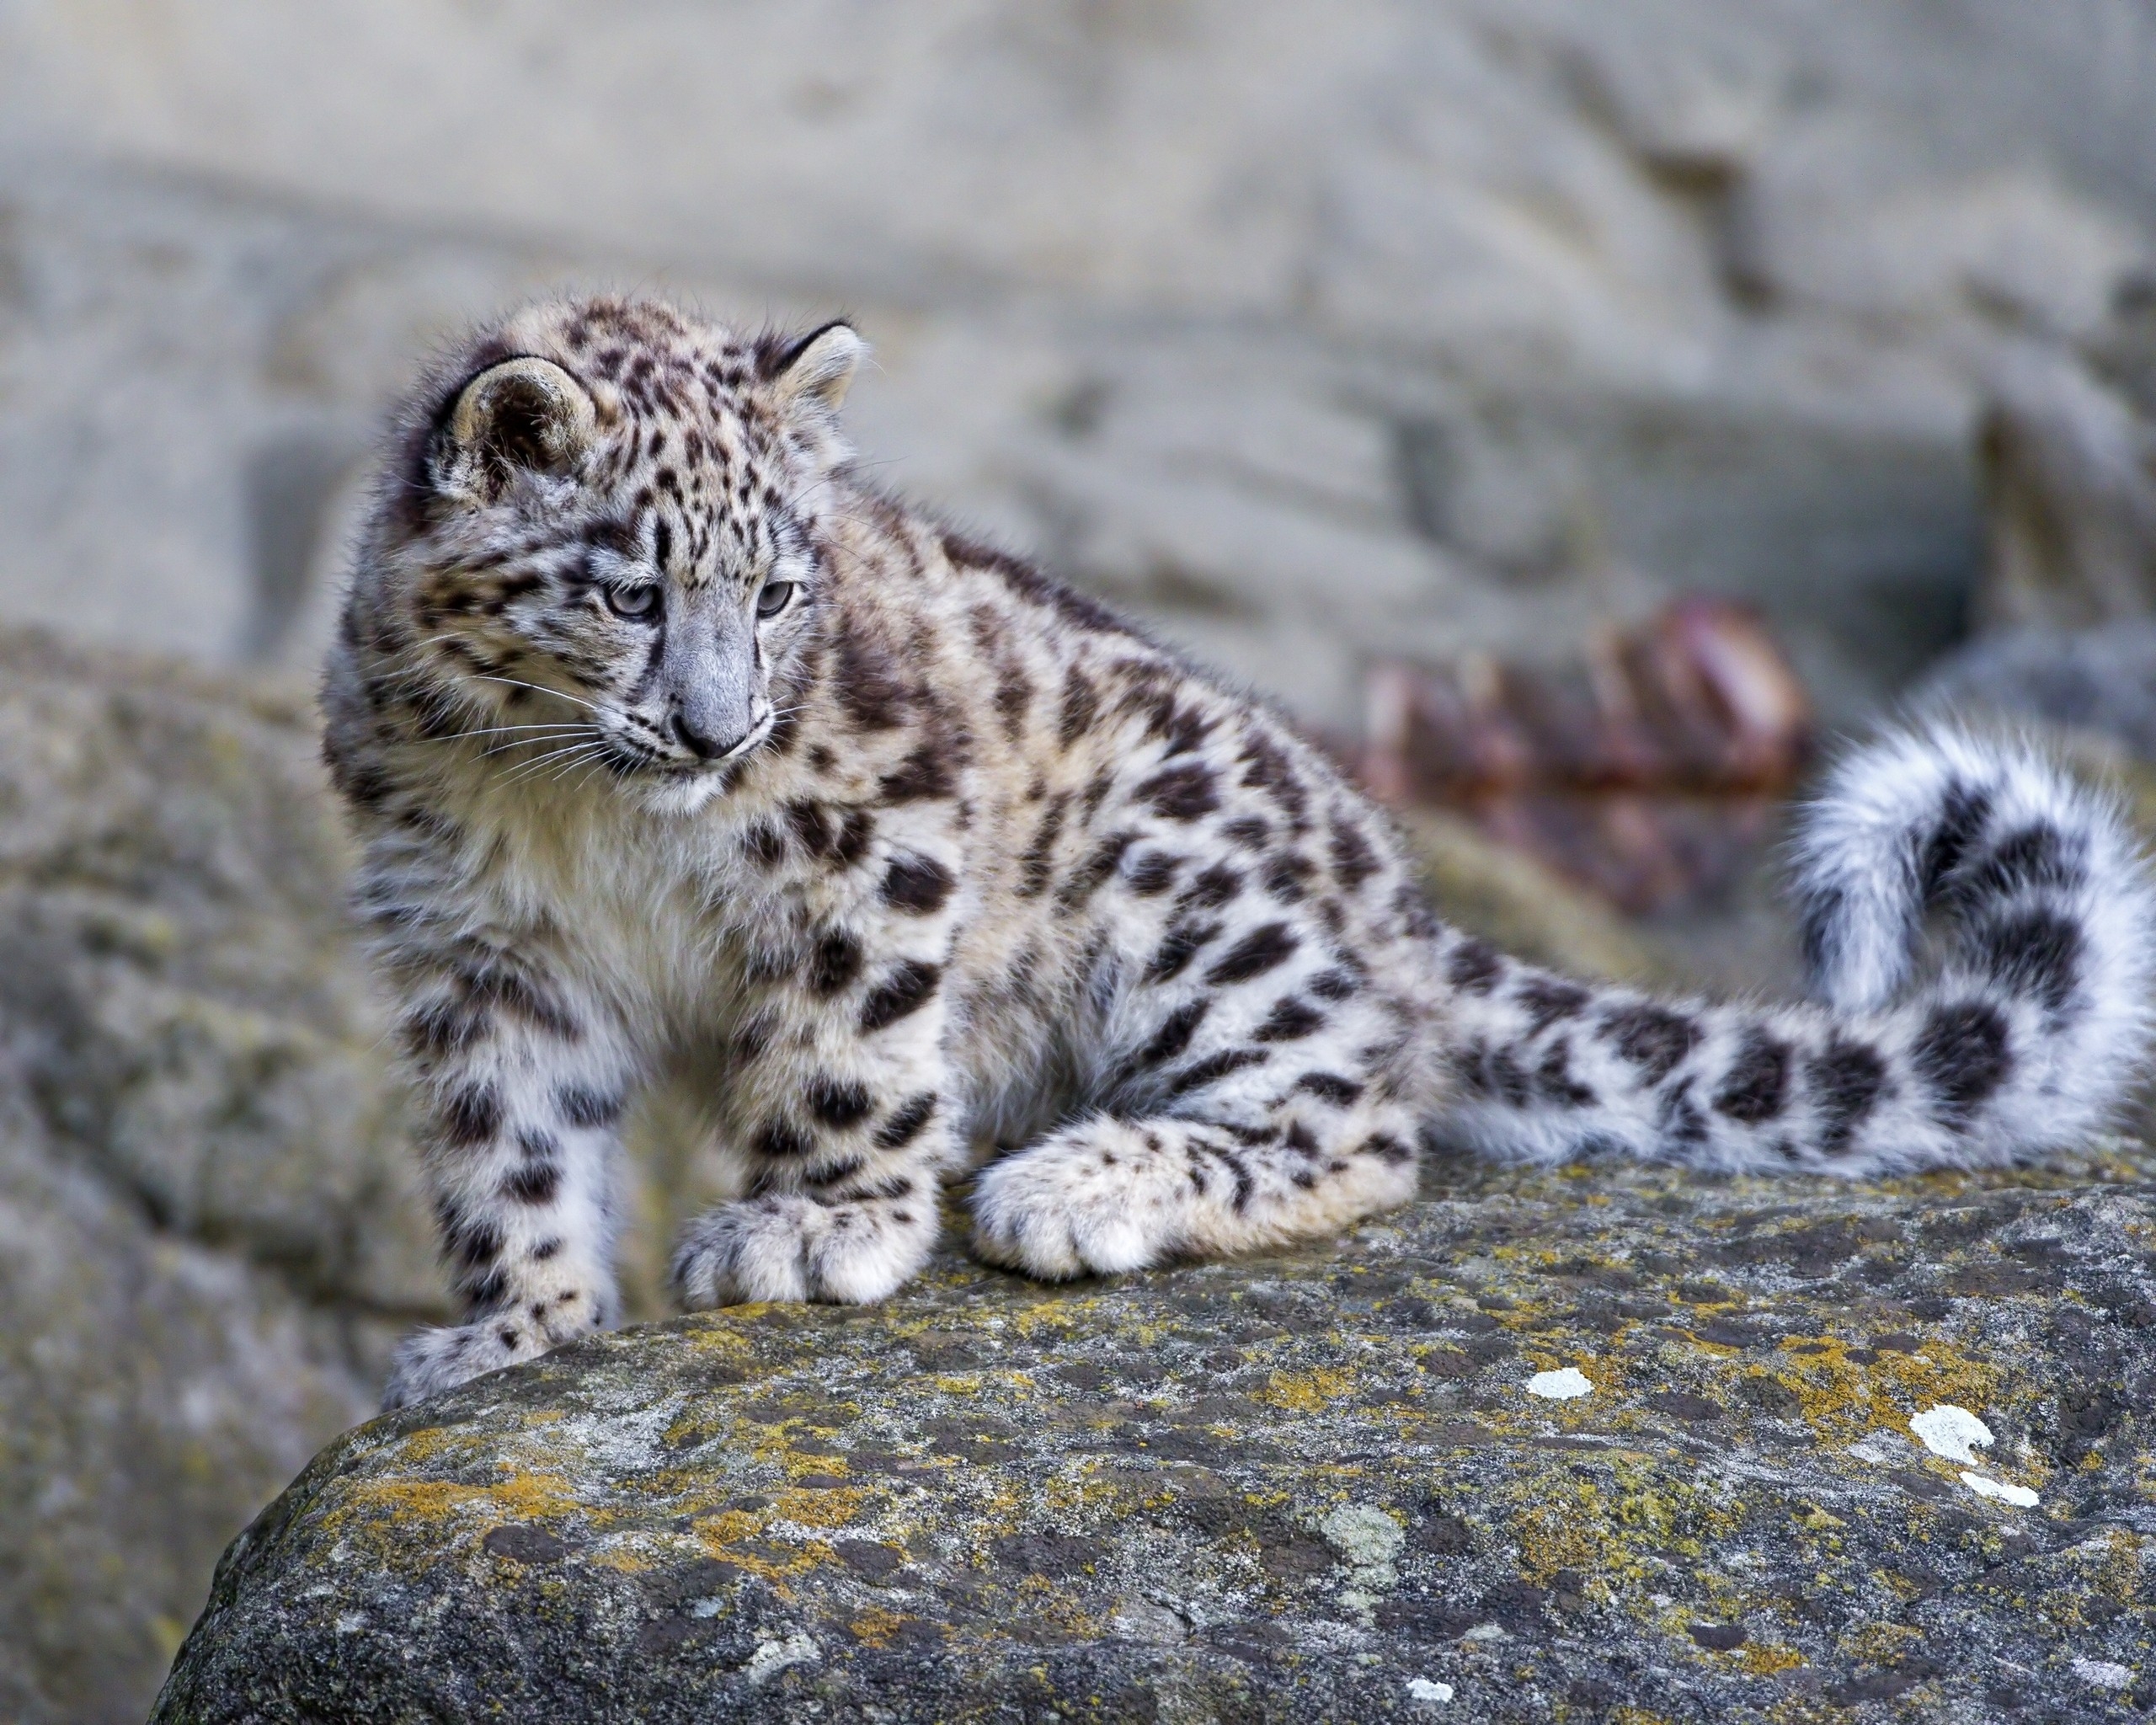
[528,305,789,588]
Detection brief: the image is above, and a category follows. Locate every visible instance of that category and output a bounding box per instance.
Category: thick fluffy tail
[1434,725,2156,1173]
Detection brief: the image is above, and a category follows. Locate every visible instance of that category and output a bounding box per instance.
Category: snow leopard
[322,296,2156,1409]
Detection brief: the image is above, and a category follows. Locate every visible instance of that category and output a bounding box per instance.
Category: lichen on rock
[155,1146,2156,1722]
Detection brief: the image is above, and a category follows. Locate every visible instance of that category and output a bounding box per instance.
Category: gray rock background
[4,2,2156,724]
[6,4,2156,1719]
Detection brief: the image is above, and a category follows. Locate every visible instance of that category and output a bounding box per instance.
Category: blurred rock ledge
[153,1147,2156,1723]
[0,123,2121,734]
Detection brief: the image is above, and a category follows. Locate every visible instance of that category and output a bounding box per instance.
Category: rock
[1916,622,2156,761]
[155,1146,2156,1722]
[1976,345,2156,630]
[0,628,440,1723]
[8,5,2156,723]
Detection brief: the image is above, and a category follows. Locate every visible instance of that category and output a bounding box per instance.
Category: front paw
[382,1316,550,1410]
[670,1195,931,1308]
[969,1130,1178,1280]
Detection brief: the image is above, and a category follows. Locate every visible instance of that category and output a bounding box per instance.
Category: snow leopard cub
[324,296,2156,1409]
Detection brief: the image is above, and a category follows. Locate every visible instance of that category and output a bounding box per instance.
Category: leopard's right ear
[429,357,596,504]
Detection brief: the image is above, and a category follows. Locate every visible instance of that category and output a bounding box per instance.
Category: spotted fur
[325,298,2156,1409]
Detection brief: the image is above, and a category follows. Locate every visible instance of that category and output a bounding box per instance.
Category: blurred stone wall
[3,2,2153,727]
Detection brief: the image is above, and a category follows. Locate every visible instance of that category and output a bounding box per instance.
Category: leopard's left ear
[762,320,866,412]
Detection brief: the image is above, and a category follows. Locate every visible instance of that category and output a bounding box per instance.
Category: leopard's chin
[631,766,733,818]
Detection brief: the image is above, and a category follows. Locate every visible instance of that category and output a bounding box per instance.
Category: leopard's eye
[755,581,797,619]
[604,584,661,622]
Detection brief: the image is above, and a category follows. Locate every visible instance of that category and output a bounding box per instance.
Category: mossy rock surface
[156,1150,2156,1723]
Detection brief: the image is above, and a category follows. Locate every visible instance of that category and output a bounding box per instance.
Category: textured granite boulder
[156,1147,2156,1722]
[0,629,438,1722]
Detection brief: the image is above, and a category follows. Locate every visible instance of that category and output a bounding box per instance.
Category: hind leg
[970,1093,1420,1279]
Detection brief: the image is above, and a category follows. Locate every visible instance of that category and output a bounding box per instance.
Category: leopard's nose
[670,711,741,761]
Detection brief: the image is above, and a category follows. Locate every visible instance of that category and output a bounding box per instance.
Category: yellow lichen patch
[847,1606,914,1648]
[1760,1333,2009,1449]
[999,1296,1100,1342]
[483,1467,585,1525]
[1738,1642,1803,1677]
[695,1509,763,1546]
[1258,1365,1356,1413]
[772,1483,871,1530]
[1841,1620,1924,1666]
[392,1425,495,1469]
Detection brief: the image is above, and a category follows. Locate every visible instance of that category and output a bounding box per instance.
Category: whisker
[472,675,606,715]
[445,722,590,745]
[498,745,611,789]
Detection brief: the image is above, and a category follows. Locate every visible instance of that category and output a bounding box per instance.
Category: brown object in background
[1360,599,1812,914]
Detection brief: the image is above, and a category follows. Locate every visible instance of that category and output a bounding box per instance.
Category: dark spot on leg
[1132,999,1212,1070]
[875,1093,938,1150]
[1136,761,1219,822]
[556,1084,623,1130]
[882,853,955,916]
[1253,997,1325,1043]
[1164,1048,1269,1097]
[807,1076,874,1129]
[807,930,866,998]
[440,1082,504,1148]
[502,1163,562,1204]
[1178,862,1243,911]
[1126,851,1182,895]
[1293,1072,1364,1107]
[1358,1132,1413,1166]
[756,1118,814,1160]
[1309,966,1360,1001]
[1657,1082,1709,1147]
[1205,922,1299,985]
[1145,919,1222,983]
[860,961,942,1032]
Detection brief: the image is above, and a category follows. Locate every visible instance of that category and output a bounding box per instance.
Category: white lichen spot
[1526,1367,1593,1400]
[744,1632,819,1686]
[1909,1403,1993,1464]
[1959,1471,2040,1508]
[2073,1657,2134,1690]
[1408,1677,1455,1703]
[1321,1503,1406,1574]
